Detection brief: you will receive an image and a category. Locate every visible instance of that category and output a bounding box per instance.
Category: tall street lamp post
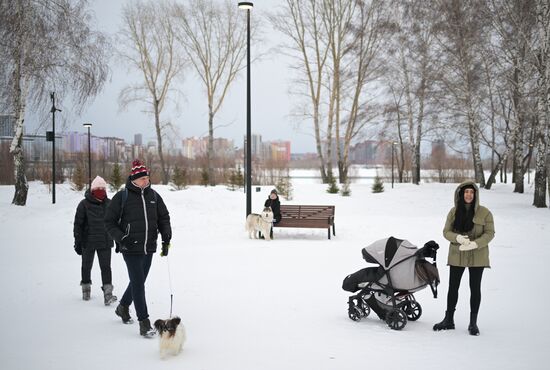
[239,1,253,217]
[83,123,92,189]
[48,92,61,204]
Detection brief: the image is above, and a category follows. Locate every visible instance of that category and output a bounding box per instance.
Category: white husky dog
[245,207,274,240]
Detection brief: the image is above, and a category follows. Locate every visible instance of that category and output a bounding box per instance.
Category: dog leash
[166,254,174,318]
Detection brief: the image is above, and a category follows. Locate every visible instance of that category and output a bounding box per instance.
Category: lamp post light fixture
[239,1,253,217]
[83,123,93,189]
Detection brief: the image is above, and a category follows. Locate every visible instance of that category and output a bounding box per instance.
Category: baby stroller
[342,237,440,330]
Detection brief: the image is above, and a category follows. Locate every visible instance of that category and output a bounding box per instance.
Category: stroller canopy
[362,236,418,269]
[362,236,427,292]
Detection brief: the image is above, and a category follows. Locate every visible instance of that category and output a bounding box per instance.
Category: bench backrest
[280,205,335,220]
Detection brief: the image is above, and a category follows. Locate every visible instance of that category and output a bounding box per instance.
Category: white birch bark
[533,0,550,207]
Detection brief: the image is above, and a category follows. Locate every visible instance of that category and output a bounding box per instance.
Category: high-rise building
[0,115,16,137]
[431,139,445,158]
[134,133,142,146]
[269,141,291,161]
[182,136,235,159]
[350,140,378,164]
[251,134,262,158]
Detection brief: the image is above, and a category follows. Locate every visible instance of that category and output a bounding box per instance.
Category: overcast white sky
[29,0,318,153]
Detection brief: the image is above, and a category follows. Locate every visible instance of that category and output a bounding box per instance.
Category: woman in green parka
[433,180,495,336]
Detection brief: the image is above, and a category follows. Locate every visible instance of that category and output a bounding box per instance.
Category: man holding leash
[105,159,172,338]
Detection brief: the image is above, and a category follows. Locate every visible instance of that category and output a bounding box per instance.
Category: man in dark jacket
[104,160,172,338]
[74,175,117,305]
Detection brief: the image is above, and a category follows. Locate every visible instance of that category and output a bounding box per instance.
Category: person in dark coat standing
[104,160,172,338]
[73,175,117,305]
[262,189,282,239]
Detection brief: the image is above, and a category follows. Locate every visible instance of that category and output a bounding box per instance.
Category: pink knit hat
[91,176,107,190]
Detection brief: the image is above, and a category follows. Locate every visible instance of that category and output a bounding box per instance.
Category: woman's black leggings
[81,247,112,285]
[446,265,484,314]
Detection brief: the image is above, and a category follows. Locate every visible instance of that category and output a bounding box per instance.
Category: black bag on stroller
[342,237,439,330]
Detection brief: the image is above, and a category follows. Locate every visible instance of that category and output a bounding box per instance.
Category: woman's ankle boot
[81,283,91,301]
[433,310,455,331]
[468,312,480,336]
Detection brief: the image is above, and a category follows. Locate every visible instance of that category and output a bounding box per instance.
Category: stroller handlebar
[417,240,439,261]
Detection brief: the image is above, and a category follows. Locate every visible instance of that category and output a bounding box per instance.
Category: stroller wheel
[360,300,371,318]
[404,301,422,321]
[386,308,408,330]
[348,306,363,322]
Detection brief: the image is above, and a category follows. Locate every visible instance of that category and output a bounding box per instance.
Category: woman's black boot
[433,310,455,331]
[468,312,480,336]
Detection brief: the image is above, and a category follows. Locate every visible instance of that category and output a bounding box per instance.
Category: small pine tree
[276,175,294,200]
[227,166,244,191]
[340,181,351,196]
[235,165,244,188]
[372,175,384,193]
[200,168,209,187]
[326,173,339,194]
[72,162,86,191]
[172,166,188,190]
[109,163,124,192]
[227,171,238,191]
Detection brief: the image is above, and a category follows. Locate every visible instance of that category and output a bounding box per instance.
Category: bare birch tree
[477,24,511,190]
[383,0,438,185]
[172,0,248,186]
[118,0,185,184]
[0,0,109,205]
[270,0,331,183]
[322,0,356,185]
[434,0,489,186]
[334,0,389,184]
[484,0,540,194]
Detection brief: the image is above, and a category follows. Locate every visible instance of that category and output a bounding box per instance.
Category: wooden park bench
[274,205,336,239]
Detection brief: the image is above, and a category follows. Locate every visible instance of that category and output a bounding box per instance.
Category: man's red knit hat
[130,159,149,181]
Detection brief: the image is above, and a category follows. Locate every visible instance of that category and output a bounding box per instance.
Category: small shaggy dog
[245,207,274,240]
[153,317,186,359]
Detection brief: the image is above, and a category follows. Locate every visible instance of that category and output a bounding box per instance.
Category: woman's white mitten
[456,235,470,245]
[459,241,478,251]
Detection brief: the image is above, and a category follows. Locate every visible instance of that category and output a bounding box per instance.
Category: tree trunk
[468,109,485,186]
[472,137,486,186]
[533,0,550,207]
[485,153,506,190]
[533,101,548,206]
[513,140,525,193]
[411,143,420,184]
[402,50,421,185]
[10,49,28,206]
[11,130,28,206]
[208,107,215,186]
[154,99,168,184]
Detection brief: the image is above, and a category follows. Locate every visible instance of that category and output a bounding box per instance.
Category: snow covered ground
[0,178,548,370]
